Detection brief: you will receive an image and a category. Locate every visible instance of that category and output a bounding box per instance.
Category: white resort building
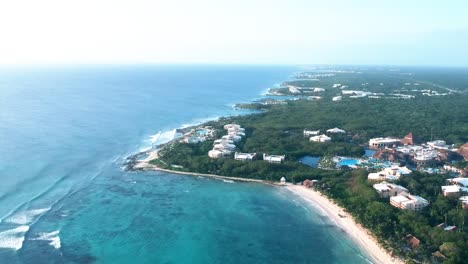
[368,166,411,181]
[441,185,461,198]
[390,194,429,211]
[368,171,399,181]
[332,96,342,101]
[383,166,412,177]
[263,153,285,164]
[448,178,468,192]
[304,130,320,137]
[234,152,256,161]
[373,181,408,198]
[326,127,346,134]
[309,134,331,142]
[413,149,438,166]
[369,137,401,149]
[460,196,468,210]
[208,150,224,159]
[209,123,246,158]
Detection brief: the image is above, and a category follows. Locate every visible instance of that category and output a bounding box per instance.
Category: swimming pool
[337,158,360,167]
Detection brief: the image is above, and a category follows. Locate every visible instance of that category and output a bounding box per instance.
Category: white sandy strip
[285,185,403,264]
[139,150,159,162]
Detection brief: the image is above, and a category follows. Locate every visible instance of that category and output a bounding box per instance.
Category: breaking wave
[30,230,61,249]
[0,225,30,250]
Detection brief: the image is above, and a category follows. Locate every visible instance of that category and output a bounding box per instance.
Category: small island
[127,67,468,264]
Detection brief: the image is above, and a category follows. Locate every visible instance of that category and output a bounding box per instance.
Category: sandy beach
[285,185,404,264]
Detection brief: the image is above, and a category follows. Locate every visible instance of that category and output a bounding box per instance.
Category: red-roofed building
[400,132,422,145]
[458,143,468,161]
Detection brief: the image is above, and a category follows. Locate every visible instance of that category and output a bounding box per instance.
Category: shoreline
[132,153,403,263]
[285,185,403,264]
[132,151,266,184]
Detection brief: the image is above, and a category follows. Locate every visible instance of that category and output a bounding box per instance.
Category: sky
[1,0,468,66]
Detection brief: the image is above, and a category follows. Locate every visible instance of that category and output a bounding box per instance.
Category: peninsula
[128,66,468,263]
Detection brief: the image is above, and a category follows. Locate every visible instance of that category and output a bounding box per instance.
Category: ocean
[0,65,369,263]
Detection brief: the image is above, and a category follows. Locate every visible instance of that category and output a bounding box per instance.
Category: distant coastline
[126,67,468,263]
[123,69,402,263]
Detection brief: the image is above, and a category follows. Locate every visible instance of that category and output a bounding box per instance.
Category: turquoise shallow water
[0,65,369,263]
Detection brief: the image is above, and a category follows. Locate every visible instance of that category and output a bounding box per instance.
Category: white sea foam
[5,208,51,225]
[0,225,29,250]
[138,146,152,153]
[150,129,177,145]
[30,230,61,249]
[180,116,220,129]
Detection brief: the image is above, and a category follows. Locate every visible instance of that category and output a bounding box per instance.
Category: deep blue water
[0,65,369,263]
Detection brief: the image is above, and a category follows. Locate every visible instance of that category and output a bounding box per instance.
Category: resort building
[368,171,399,181]
[400,132,422,145]
[390,194,429,211]
[412,149,438,166]
[460,196,468,210]
[213,142,236,151]
[457,143,468,161]
[326,127,346,134]
[303,179,318,188]
[373,181,408,198]
[383,166,412,177]
[227,127,245,133]
[209,123,246,159]
[441,185,461,198]
[234,152,256,161]
[224,124,241,130]
[332,96,342,101]
[427,140,451,150]
[214,139,234,145]
[303,130,320,137]
[263,153,285,164]
[443,165,466,175]
[369,137,402,149]
[228,131,245,137]
[222,134,242,142]
[208,150,224,159]
[448,178,468,192]
[405,234,421,249]
[280,177,286,184]
[309,134,331,142]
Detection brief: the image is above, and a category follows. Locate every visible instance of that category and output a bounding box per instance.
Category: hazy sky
[1,0,468,66]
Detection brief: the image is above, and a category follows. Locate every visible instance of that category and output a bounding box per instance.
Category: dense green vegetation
[319,170,468,263]
[153,69,468,263]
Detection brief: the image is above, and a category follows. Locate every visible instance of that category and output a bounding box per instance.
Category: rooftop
[441,185,460,193]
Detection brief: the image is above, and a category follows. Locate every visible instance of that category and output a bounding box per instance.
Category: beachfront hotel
[390,194,429,211]
[373,181,408,198]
